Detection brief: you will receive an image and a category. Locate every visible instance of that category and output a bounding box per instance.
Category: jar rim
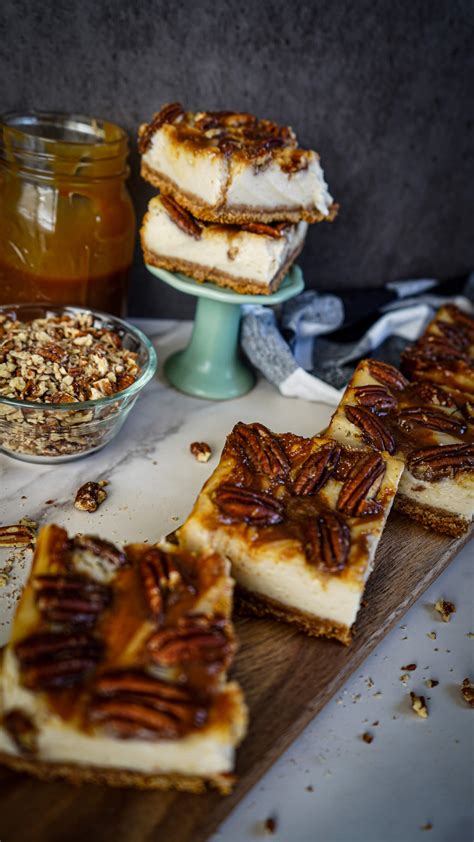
[0,110,127,150]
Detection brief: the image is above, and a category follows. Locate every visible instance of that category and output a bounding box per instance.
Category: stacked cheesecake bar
[139,103,337,295]
[0,525,247,792]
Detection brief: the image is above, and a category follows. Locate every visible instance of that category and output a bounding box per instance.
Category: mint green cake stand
[145,264,304,400]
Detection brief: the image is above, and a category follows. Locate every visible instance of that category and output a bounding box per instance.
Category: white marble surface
[0,319,472,842]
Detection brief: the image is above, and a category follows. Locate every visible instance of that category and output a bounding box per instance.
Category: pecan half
[410,337,470,365]
[353,385,397,415]
[396,408,467,437]
[345,405,396,454]
[229,422,290,478]
[88,669,207,739]
[292,444,341,495]
[160,194,202,240]
[407,443,474,481]
[2,709,38,755]
[33,574,111,626]
[71,534,128,581]
[138,102,184,153]
[214,484,284,525]
[337,453,386,517]
[435,321,470,350]
[147,616,234,672]
[304,510,350,573]
[443,305,474,340]
[367,360,408,391]
[0,523,36,547]
[240,222,285,238]
[140,547,181,620]
[404,382,457,408]
[15,631,102,690]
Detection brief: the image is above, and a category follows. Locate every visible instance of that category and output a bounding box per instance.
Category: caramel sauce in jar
[0,112,135,315]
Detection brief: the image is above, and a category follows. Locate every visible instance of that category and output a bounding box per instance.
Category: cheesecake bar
[138,103,337,225]
[0,525,247,793]
[401,304,474,396]
[179,422,403,644]
[141,195,307,294]
[326,358,474,536]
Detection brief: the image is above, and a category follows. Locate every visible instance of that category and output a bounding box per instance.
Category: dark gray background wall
[1,0,473,317]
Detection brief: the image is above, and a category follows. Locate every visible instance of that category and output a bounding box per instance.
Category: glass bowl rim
[0,304,157,412]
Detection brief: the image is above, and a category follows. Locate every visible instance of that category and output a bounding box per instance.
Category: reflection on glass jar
[0,112,136,315]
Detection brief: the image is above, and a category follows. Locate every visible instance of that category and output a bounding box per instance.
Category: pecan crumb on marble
[435,599,456,622]
[190,441,212,463]
[426,679,439,689]
[264,816,278,835]
[401,663,417,671]
[461,678,474,707]
[427,631,437,640]
[410,692,429,718]
[74,481,109,513]
[362,731,374,744]
[420,822,433,831]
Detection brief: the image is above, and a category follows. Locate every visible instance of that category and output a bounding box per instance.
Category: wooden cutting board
[0,512,470,842]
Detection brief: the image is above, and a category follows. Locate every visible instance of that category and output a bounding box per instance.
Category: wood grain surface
[0,512,470,842]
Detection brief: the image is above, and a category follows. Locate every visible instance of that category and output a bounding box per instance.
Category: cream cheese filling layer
[0,651,244,777]
[142,198,307,285]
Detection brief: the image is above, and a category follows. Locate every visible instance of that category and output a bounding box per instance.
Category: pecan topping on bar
[292,444,341,495]
[396,407,467,436]
[33,574,111,626]
[72,534,128,573]
[230,422,290,478]
[435,320,470,350]
[3,710,39,755]
[304,510,350,573]
[139,547,182,620]
[160,194,203,240]
[408,337,470,365]
[367,360,408,391]
[15,631,102,690]
[147,616,234,672]
[345,405,396,454]
[332,447,362,482]
[403,382,457,408]
[462,401,474,422]
[353,384,397,415]
[407,443,474,481]
[138,102,184,153]
[88,669,207,739]
[443,305,474,339]
[241,222,285,238]
[337,453,386,517]
[215,484,284,525]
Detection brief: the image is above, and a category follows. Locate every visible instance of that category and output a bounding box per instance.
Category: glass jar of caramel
[0,112,135,315]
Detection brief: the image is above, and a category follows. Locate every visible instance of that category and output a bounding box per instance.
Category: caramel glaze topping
[139,102,316,168]
[12,526,236,741]
[209,423,393,580]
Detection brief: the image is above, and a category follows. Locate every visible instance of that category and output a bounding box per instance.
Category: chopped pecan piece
[410,691,428,718]
[434,599,456,622]
[230,422,290,478]
[292,444,341,495]
[74,480,108,513]
[15,631,102,690]
[337,453,386,517]
[240,222,285,238]
[88,669,207,739]
[345,405,396,454]
[367,360,408,391]
[160,194,202,240]
[0,523,36,547]
[215,484,284,525]
[353,384,397,415]
[147,616,234,673]
[33,574,111,626]
[304,510,350,573]
[396,408,467,436]
[2,709,38,755]
[138,102,184,153]
[407,444,474,481]
[190,441,212,462]
[139,547,182,620]
[461,678,474,707]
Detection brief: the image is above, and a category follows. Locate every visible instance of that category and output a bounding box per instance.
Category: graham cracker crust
[141,161,338,225]
[235,585,352,645]
[394,494,471,538]
[141,239,304,296]
[0,749,234,794]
